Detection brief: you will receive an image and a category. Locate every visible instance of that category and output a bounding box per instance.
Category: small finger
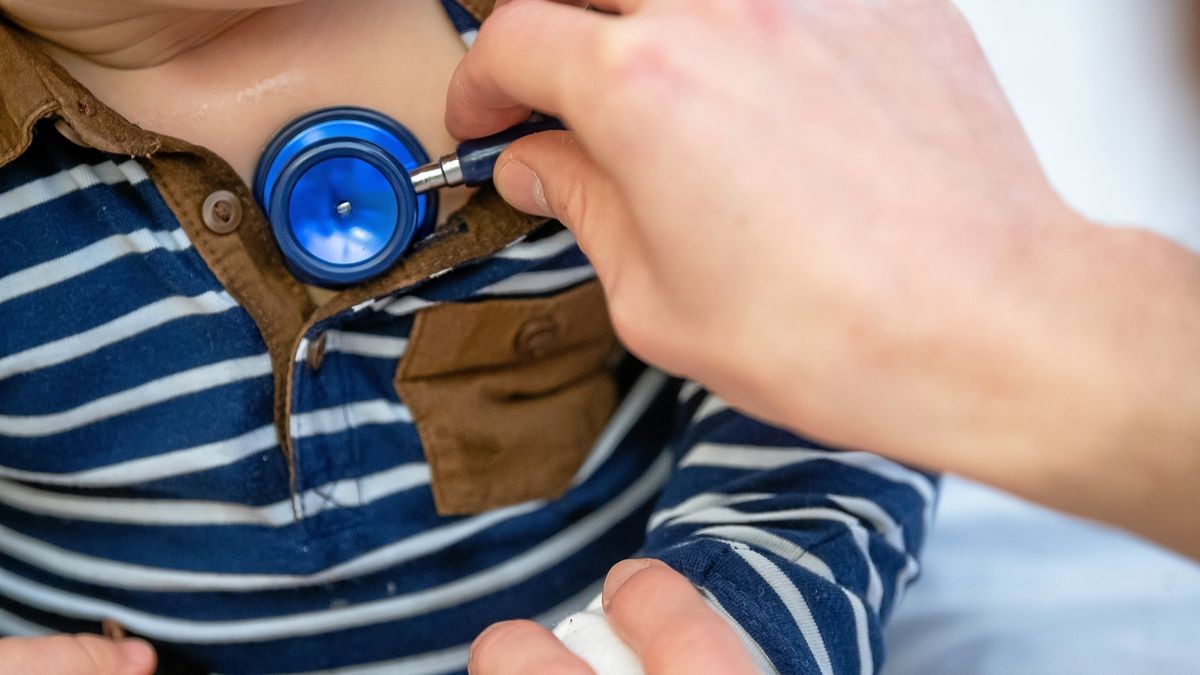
[469,620,593,675]
[0,634,157,675]
[604,560,758,675]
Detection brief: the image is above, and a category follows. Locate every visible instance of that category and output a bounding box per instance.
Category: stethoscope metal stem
[410,155,464,195]
[410,115,565,196]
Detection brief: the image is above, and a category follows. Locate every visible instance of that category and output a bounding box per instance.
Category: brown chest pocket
[395,280,619,516]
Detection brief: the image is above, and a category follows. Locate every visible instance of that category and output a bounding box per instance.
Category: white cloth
[886,1,1200,673]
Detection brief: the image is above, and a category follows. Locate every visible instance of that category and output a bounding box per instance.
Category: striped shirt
[0,3,937,673]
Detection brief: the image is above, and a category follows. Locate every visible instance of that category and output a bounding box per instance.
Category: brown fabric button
[201,190,243,234]
[306,332,327,370]
[514,316,561,358]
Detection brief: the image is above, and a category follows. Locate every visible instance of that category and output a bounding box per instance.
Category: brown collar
[0,22,164,167]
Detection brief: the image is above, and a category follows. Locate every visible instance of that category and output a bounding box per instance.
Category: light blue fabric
[884,477,1200,674]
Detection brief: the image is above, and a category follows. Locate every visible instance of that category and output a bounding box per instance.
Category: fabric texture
[0,6,937,674]
[395,280,619,515]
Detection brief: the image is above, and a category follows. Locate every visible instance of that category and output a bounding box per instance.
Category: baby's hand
[0,634,156,675]
[469,559,758,675]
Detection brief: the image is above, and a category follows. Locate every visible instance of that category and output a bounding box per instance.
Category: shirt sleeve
[640,381,940,674]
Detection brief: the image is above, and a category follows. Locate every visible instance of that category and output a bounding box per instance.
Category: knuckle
[594,25,675,93]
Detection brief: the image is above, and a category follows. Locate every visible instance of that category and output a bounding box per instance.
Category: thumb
[0,635,157,675]
[493,130,637,279]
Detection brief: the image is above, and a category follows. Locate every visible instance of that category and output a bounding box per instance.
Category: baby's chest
[0,140,613,523]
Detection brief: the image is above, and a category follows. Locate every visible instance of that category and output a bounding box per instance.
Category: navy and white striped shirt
[0,3,936,673]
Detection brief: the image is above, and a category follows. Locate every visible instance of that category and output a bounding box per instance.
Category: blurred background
[884,1,1200,673]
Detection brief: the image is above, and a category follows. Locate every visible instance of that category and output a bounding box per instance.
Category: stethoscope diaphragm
[254,107,438,287]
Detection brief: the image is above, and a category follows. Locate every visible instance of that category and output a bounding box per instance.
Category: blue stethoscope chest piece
[254,107,437,287]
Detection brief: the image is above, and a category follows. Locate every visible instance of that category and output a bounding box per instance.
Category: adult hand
[0,634,157,675]
[446,0,1200,557]
[469,559,756,675]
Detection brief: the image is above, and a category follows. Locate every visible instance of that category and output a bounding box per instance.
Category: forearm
[1009,223,1200,556]
[760,218,1200,558]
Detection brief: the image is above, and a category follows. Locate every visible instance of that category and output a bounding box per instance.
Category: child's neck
[26,0,469,198]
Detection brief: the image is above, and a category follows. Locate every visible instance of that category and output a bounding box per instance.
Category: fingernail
[118,639,155,674]
[496,159,551,217]
[602,558,658,612]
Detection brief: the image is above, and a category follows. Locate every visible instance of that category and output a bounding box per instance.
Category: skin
[447,0,1200,556]
[453,0,1200,668]
[0,635,156,675]
[470,560,757,675]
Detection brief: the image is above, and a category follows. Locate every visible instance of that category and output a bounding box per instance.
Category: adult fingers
[0,634,157,675]
[468,620,593,675]
[445,0,612,139]
[493,130,636,282]
[603,560,758,675]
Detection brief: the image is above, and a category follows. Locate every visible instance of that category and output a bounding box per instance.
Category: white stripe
[0,228,191,305]
[460,28,478,47]
[0,499,544,593]
[290,400,411,438]
[380,295,436,317]
[0,425,277,487]
[475,266,595,296]
[734,548,834,675]
[320,331,409,360]
[0,451,671,643]
[281,580,605,675]
[377,261,594,318]
[0,606,53,637]
[494,229,578,260]
[0,399,408,488]
[828,494,906,552]
[0,159,148,221]
[648,492,772,531]
[671,505,884,612]
[695,526,824,573]
[698,528,872,675]
[701,589,778,675]
[848,522,885,614]
[571,368,670,485]
[0,354,272,438]
[691,394,730,424]
[329,331,409,359]
[0,462,430,527]
[0,290,237,379]
[677,380,703,403]
[679,443,937,506]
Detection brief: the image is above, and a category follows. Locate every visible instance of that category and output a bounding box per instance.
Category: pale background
[884,1,1200,673]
